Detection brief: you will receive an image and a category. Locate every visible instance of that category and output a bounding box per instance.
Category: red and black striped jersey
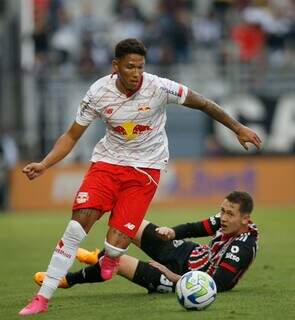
[172,214,259,292]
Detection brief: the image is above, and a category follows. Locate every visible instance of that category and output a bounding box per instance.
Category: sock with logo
[38,220,86,299]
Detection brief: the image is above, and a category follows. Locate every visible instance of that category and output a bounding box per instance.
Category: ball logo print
[176,271,217,310]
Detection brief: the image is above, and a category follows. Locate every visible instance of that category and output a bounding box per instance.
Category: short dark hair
[225,191,254,214]
[115,38,147,59]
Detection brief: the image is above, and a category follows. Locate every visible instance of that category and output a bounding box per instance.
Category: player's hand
[22,162,47,180]
[236,125,262,150]
[149,260,180,283]
[155,226,176,240]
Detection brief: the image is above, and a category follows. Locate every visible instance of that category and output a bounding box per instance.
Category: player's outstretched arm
[183,89,262,150]
[149,260,181,283]
[22,122,88,180]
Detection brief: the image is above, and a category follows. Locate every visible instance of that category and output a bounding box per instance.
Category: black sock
[66,263,105,286]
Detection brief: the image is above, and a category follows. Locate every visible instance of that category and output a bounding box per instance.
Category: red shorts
[72,161,160,238]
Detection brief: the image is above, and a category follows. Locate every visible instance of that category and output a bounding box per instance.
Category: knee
[64,220,87,243]
[133,220,150,247]
[72,209,102,233]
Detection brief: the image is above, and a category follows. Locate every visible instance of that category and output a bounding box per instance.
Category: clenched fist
[155,226,176,241]
[22,162,47,180]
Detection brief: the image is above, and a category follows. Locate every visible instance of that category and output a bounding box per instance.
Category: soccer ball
[176,271,217,310]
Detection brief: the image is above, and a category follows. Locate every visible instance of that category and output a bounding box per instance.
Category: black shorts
[140,223,197,275]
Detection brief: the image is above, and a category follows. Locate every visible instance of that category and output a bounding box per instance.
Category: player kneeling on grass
[35,191,259,294]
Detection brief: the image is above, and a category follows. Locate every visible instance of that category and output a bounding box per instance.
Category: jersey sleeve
[173,214,221,239]
[75,88,100,126]
[157,76,188,105]
[212,238,256,292]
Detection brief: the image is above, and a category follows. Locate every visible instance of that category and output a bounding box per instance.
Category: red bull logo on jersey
[113,121,152,140]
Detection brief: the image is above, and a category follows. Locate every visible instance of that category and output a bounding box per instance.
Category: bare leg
[118,255,140,280]
[72,208,104,233]
[105,226,132,249]
[100,221,151,280]
[132,220,150,248]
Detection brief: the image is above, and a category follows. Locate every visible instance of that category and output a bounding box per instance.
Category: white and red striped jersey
[173,214,259,291]
[75,72,188,169]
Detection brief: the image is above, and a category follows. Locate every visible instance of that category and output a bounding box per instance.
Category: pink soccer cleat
[100,255,120,280]
[18,295,48,316]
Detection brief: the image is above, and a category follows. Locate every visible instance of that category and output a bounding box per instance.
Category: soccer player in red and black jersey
[35,191,258,293]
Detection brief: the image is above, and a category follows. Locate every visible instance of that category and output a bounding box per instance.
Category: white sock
[104,239,128,258]
[38,220,86,299]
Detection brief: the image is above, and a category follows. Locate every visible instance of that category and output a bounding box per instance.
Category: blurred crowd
[31,0,295,77]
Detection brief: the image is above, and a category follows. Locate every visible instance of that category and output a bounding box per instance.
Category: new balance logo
[124,223,135,230]
[225,252,240,262]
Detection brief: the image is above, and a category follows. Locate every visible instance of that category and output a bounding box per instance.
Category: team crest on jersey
[113,121,152,140]
[76,192,89,204]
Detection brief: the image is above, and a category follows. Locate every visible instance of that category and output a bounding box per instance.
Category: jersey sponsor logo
[160,87,179,97]
[113,121,152,140]
[124,222,135,230]
[225,252,240,262]
[76,192,89,204]
[173,240,184,248]
[160,86,183,97]
[231,246,240,254]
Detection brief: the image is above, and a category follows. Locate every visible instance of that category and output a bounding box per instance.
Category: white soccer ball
[176,270,217,310]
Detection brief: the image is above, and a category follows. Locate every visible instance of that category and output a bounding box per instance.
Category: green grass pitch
[1,206,295,320]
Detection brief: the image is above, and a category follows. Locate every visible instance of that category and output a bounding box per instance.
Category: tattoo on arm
[183,89,241,133]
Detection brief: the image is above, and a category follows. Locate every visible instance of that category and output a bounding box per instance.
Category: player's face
[219,199,250,235]
[113,54,145,92]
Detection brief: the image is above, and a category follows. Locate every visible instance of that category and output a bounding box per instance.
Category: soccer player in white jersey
[19,38,262,316]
